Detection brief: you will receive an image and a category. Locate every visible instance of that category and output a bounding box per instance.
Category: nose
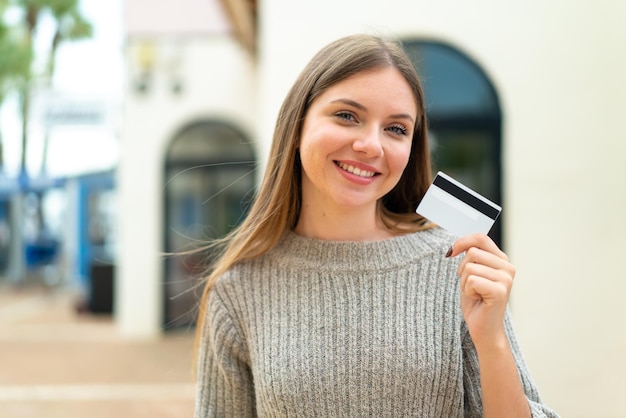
[353,127,383,157]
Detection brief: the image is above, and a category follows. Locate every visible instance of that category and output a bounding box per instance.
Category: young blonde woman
[194,34,559,417]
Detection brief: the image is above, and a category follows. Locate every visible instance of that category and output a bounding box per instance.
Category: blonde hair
[194,34,433,351]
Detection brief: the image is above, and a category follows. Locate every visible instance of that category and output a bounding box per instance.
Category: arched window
[402,40,503,246]
[163,120,256,328]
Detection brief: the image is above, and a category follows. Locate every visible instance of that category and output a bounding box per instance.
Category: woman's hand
[447,234,516,350]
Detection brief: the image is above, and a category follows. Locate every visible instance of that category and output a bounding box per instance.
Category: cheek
[388,142,413,174]
[298,130,329,176]
[299,124,341,161]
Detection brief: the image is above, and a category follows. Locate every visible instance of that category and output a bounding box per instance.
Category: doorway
[163,120,255,329]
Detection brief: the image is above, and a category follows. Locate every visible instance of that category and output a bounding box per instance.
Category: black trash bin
[88,263,115,314]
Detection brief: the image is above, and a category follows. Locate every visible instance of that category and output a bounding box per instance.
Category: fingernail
[445,246,453,258]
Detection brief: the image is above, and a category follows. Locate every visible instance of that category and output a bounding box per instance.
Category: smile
[336,161,378,178]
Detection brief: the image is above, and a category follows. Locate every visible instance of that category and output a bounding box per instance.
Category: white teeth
[337,162,376,178]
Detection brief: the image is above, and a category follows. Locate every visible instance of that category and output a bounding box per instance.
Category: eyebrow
[330,98,415,124]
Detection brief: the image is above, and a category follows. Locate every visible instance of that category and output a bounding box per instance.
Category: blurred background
[0,0,625,417]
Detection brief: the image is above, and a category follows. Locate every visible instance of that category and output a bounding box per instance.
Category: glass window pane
[404,41,500,118]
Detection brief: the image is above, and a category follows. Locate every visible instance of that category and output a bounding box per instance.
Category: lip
[334,160,381,185]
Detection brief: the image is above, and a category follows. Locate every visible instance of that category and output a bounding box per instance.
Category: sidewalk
[0,284,196,418]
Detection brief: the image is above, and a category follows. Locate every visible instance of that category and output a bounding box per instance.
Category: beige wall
[258,1,626,416]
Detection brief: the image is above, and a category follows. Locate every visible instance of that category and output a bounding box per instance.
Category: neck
[294,201,393,241]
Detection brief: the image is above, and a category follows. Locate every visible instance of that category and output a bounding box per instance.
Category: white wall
[259,0,626,416]
[118,36,256,339]
[125,0,230,35]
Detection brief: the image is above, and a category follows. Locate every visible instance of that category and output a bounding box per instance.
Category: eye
[386,123,409,136]
[334,111,357,122]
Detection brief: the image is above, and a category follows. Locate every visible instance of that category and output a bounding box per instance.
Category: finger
[457,247,512,276]
[459,262,513,292]
[463,274,510,303]
[462,277,482,300]
[446,234,507,260]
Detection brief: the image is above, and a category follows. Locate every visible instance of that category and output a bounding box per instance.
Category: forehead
[316,67,418,114]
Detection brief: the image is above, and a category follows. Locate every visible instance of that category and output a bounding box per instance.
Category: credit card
[415,171,502,237]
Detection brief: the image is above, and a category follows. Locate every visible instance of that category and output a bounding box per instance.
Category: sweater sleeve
[461,309,560,418]
[194,286,256,417]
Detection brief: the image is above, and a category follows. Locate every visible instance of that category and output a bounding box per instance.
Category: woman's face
[298,67,417,215]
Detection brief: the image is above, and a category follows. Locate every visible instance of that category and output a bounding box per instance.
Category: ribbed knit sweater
[195,227,558,417]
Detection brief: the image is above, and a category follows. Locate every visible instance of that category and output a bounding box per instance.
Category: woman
[194,34,558,417]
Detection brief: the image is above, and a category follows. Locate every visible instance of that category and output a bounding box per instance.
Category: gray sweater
[195,227,558,417]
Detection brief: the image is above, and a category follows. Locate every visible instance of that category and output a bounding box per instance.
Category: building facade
[120,1,626,416]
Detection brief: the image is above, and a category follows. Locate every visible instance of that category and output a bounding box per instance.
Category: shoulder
[211,261,259,299]
[210,250,277,310]
[413,225,456,245]
[205,263,259,338]
[406,227,463,283]
[400,226,457,257]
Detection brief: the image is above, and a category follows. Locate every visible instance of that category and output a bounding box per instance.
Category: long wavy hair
[194,33,433,349]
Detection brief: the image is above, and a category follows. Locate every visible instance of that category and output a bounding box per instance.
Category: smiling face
[297,67,418,223]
